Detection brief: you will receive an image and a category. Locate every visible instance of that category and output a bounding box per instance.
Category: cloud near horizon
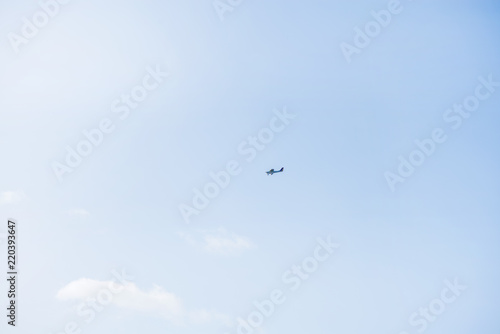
[56,278,231,326]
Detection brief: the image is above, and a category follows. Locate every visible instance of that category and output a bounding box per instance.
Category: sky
[0,0,499,333]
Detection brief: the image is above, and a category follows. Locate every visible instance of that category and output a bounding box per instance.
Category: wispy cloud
[66,208,90,217]
[0,190,27,205]
[57,278,183,322]
[57,278,231,326]
[178,227,255,255]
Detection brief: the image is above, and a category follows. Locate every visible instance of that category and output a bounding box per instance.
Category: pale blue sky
[1,1,499,334]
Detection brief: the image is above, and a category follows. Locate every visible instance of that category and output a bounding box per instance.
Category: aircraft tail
[280,167,284,172]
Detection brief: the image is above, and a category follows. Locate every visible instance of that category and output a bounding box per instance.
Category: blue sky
[1,0,499,333]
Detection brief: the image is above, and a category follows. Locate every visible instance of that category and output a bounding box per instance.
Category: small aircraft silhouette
[266,167,284,175]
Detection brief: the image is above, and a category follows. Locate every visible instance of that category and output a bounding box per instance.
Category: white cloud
[56,278,231,326]
[57,278,183,322]
[114,284,184,322]
[0,190,27,205]
[203,230,254,254]
[67,208,90,217]
[177,231,196,246]
[179,228,255,255]
[56,278,109,300]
